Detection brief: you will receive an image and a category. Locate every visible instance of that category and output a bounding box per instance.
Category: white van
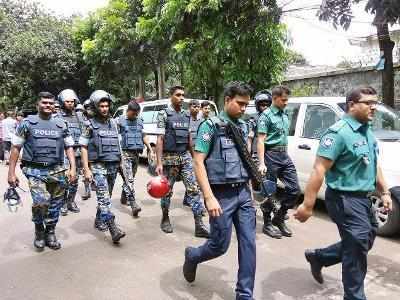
[246,97,400,236]
[113,99,218,157]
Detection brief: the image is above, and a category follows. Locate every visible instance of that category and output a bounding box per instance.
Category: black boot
[272,207,292,237]
[34,223,46,251]
[262,211,282,239]
[106,216,126,244]
[194,215,210,238]
[183,247,197,283]
[160,208,173,233]
[305,249,324,284]
[120,190,128,205]
[45,225,61,250]
[130,197,142,218]
[94,208,108,232]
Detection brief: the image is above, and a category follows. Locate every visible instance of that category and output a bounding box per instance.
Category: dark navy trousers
[264,151,300,209]
[188,184,256,300]
[316,188,378,300]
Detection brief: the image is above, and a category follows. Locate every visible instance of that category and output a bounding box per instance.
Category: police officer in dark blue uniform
[257,86,300,238]
[56,89,83,215]
[183,82,256,300]
[295,86,393,300]
[80,90,126,244]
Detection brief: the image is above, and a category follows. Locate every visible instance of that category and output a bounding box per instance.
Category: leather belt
[265,145,287,152]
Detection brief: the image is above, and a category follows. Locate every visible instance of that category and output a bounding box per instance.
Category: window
[303,105,339,139]
[285,103,300,136]
[142,106,156,124]
[114,108,124,119]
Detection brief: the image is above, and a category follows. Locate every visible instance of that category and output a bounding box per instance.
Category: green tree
[319,0,400,107]
[0,0,90,109]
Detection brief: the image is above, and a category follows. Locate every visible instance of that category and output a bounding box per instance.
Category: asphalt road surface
[0,162,399,300]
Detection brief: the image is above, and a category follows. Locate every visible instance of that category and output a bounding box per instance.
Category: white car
[113,99,218,157]
[247,97,400,236]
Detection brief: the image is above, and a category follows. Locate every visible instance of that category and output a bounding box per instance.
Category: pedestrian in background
[2,110,17,165]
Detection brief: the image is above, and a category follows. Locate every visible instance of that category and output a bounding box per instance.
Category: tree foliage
[0,0,90,110]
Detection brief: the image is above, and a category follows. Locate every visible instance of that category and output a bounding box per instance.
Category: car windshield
[339,102,400,140]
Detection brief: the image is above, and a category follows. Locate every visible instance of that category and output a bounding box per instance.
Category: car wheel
[370,192,400,236]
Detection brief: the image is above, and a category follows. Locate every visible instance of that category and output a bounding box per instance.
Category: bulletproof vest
[190,117,202,145]
[60,110,83,146]
[164,108,190,152]
[250,113,262,154]
[22,115,65,165]
[205,117,250,184]
[87,118,120,162]
[119,116,144,151]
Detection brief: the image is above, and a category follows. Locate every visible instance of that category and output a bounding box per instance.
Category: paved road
[0,162,399,300]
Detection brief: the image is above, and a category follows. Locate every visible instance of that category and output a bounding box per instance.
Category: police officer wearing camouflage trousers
[257,86,300,238]
[295,86,392,300]
[7,92,77,251]
[80,90,125,244]
[183,82,256,300]
[155,86,209,238]
[56,89,83,216]
[116,100,153,217]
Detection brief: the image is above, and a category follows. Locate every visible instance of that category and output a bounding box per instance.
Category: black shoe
[120,192,128,205]
[161,208,173,233]
[305,249,324,284]
[67,201,80,213]
[106,216,126,244]
[194,215,210,238]
[60,203,68,216]
[272,208,293,237]
[130,201,142,218]
[81,192,91,200]
[45,225,61,250]
[94,209,108,232]
[183,247,197,283]
[262,211,282,239]
[34,224,46,251]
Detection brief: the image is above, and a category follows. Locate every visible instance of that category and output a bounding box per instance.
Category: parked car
[113,98,219,157]
[247,97,400,236]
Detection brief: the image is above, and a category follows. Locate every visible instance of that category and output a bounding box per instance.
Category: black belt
[211,182,247,190]
[328,188,370,198]
[265,145,287,152]
[21,161,60,168]
[164,151,187,155]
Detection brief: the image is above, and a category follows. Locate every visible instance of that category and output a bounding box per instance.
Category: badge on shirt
[202,133,211,142]
[321,137,334,148]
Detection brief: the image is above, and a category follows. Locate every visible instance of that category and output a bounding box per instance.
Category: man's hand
[205,195,223,217]
[381,194,393,212]
[258,164,267,175]
[8,173,19,187]
[84,169,93,183]
[156,164,163,176]
[294,203,314,223]
[67,168,77,184]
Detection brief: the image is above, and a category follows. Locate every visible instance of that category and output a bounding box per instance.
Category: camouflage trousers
[119,151,140,201]
[91,162,119,222]
[161,151,204,216]
[22,165,67,226]
[63,155,81,203]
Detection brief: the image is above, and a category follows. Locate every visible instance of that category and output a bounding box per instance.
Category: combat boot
[45,225,61,250]
[183,247,197,283]
[120,190,128,205]
[94,208,108,232]
[262,210,282,239]
[160,208,173,233]
[129,197,142,218]
[272,207,292,237]
[106,216,126,244]
[194,215,210,238]
[34,223,46,251]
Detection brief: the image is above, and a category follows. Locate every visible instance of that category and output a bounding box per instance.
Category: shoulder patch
[321,136,335,149]
[328,120,346,133]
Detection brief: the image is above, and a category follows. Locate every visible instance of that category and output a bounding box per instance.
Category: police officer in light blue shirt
[295,86,393,300]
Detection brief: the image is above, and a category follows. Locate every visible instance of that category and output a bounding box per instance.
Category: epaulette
[328,119,347,133]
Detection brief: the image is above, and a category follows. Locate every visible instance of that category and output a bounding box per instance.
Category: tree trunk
[157,63,166,99]
[375,7,395,107]
[138,75,145,99]
[154,69,159,99]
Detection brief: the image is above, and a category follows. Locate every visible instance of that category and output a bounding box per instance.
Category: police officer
[155,86,209,238]
[257,85,300,238]
[56,89,83,215]
[7,92,76,251]
[116,100,153,217]
[80,90,126,244]
[294,86,392,300]
[183,82,256,300]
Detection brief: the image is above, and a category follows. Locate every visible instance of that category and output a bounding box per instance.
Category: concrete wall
[283,65,400,109]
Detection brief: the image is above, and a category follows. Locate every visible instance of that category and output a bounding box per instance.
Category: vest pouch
[34,138,58,158]
[100,137,118,153]
[206,159,225,180]
[220,138,241,179]
[69,124,81,144]
[175,129,189,144]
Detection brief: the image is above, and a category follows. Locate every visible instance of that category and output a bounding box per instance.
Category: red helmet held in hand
[147,176,170,198]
